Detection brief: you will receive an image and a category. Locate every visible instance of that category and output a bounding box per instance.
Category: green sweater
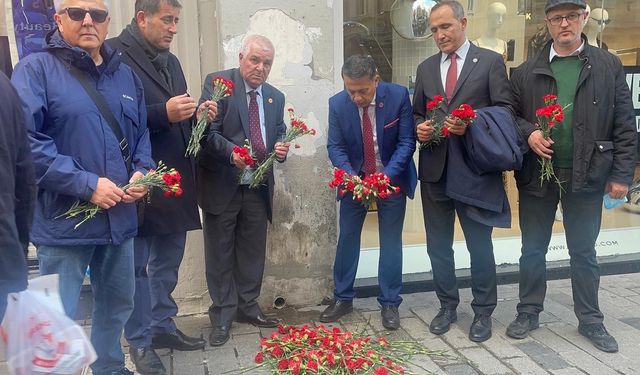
[550,56,582,168]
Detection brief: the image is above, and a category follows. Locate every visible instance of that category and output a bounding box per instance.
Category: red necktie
[445,52,458,103]
[248,90,266,161]
[361,105,376,175]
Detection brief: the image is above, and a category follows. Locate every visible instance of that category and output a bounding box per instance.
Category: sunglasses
[62,7,109,23]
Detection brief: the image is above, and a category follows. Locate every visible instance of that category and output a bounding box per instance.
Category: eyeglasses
[590,17,611,26]
[546,12,583,26]
[62,7,109,23]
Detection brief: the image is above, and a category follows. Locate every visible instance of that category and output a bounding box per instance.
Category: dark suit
[197,68,286,325]
[327,81,417,306]
[413,42,514,315]
[107,29,200,347]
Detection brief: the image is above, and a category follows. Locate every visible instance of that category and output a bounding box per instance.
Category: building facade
[2,0,638,314]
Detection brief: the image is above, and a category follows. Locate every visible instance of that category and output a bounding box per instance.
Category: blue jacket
[446,107,514,228]
[327,81,417,199]
[11,30,153,246]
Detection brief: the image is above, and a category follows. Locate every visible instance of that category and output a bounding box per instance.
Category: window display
[344,0,640,278]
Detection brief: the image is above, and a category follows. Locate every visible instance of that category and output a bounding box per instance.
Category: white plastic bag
[0,275,97,374]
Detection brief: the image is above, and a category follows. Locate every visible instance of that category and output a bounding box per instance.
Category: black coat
[196,68,286,222]
[107,31,201,236]
[511,36,637,195]
[0,71,34,296]
[412,43,515,182]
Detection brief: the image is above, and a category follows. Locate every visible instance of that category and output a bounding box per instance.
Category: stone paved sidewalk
[3,273,640,374]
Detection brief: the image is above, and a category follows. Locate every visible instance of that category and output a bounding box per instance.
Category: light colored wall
[210,0,340,311]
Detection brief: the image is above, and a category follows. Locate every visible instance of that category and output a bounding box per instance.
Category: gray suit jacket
[413,43,514,182]
[196,68,286,221]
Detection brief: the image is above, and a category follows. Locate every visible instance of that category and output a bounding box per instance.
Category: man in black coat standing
[0,71,35,322]
[412,0,514,343]
[108,1,216,373]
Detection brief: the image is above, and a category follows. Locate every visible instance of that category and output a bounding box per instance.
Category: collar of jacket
[44,28,120,76]
[533,33,590,76]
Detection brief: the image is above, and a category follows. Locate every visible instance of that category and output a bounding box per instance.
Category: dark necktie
[248,90,266,162]
[445,52,458,103]
[361,105,376,175]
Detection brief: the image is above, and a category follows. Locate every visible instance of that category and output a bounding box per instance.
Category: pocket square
[383,118,400,129]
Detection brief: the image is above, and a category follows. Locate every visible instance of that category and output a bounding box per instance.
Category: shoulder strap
[60,57,132,174]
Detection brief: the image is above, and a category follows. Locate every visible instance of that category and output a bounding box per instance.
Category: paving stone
[405,353,446,375]
[515,341,570,370]
[619,317,640,330]
[420,337,461,366]
[600,284,638,297]
[558,349,621,375]
[444,363,480,375]
[549,369,587,375]
[547,323,639,374]
[458,347,513,374]
[401,316,432,340]
[502,356,550,375]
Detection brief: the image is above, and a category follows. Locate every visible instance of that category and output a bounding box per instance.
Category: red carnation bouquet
[450,103,476,127]
[58,161,182,229]
[535,94,566,191]
[185,76,234,157]
[230,324,445,375]
[419,95,447,150]
[329,168,400,210]
[233,141,256,168]
[244,108,316,188]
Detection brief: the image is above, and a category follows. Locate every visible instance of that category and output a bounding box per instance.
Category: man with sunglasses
[107,1,216,373]
[507,0,636,353]
[11,1,154,374]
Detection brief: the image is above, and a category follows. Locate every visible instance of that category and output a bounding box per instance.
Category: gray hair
[341,55,378,80]
[240,35,274,56]
[135,0,182,14]
[54,0,110,12]
[431,0,465,21]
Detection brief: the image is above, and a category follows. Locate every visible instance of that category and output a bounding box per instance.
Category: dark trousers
[125,232,187,348]
[517,168,604,324]
[334,193,407,306]
[421,180,497,315]
[203,186,268,326]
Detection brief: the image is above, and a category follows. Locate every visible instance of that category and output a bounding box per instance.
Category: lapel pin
[378,102,384,108]
[268,98,273,104]
[473,58,478,63]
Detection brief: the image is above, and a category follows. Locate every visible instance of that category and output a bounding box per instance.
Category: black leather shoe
[209,325,231,347]
[381,305,400,330]
[319,300,353,323]
[506,313,539,339]
[469,314,492,342]
[129,346,166,375]
[578,323,618,353]
[236,312,281,328]
[151,329,206,351]
[429,308,457,335]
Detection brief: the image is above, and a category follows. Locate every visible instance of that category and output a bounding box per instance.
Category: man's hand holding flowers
[122,171,148,204]
[274,141,290,162]
[527,129,554,160]
[416,119,436,143]
[197,99,218,123]
[90,178,125,209]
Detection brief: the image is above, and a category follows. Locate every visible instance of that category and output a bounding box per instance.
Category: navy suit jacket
[196,68,286,221]
[328,81,417,199]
